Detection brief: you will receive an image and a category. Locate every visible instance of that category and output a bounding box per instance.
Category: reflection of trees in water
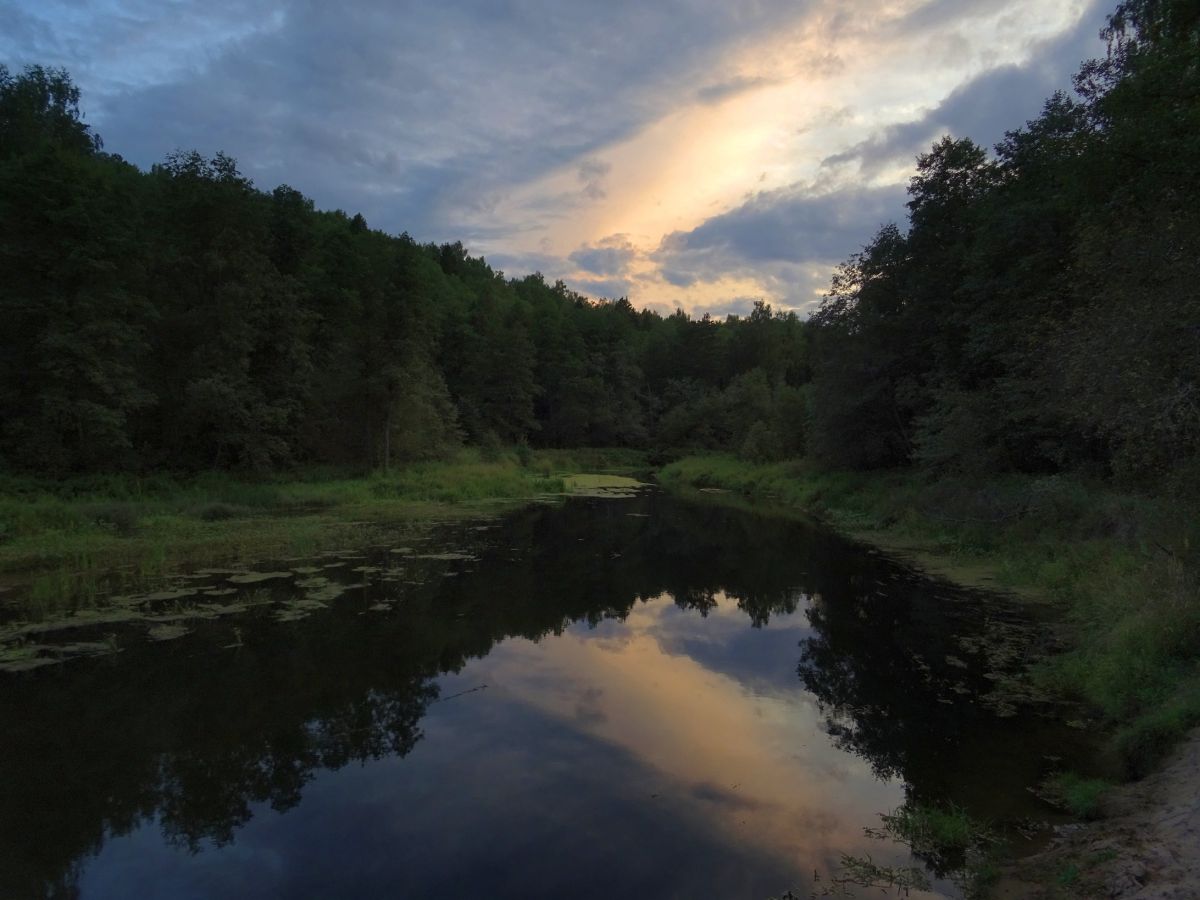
[795,559,1086,825]
[0,493,892,897]
[157,680,438,851]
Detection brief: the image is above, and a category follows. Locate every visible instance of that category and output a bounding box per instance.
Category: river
[0,487,1093,898]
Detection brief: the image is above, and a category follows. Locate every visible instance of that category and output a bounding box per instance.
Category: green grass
[878,803,978,854]
[1042,773,1113,819]
[0,452,579,584]
[659,454,1200,779]
[1057,863,1081,886]
[861,802,998,899]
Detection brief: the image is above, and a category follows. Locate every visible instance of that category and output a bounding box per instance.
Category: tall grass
[0,453,574,579]
[660,454,1200,777]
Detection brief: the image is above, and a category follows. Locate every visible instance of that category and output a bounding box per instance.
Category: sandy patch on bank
[996,729,1200,899]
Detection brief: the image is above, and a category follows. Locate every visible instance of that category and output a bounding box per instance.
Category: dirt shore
[995,729,1200,899]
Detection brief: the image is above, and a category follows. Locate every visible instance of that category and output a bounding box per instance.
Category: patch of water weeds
[0,572,293,670]
[0,642,59,673]
[274,597,329,623]
[812,802,1003,899]
[1,510,501,671]
[304,583,347,604]
[0,635,120,673]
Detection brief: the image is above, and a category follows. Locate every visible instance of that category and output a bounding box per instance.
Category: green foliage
[807,1,1199,482]
[0,68,814,473]
[1110,679,1200,778]
[0,458,569,577]
[1042,773,1113,819]
[1057,863,1081,886]
[871,802,983,871]
[861,801,999,898]
[367,461,564,504]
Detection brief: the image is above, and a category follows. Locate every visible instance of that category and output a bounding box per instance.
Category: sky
[1,0,1112,316]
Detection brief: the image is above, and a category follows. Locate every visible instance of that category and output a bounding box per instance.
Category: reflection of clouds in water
[471,596,904,871]
[574,686,608,726]
[689,781,764,813]
[631,591,817,696]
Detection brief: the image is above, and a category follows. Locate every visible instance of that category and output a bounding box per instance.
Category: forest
[0,0,1196,492]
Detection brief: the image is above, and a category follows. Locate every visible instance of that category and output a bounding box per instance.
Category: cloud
[823,0,1110,175]
[695,74,776,105]
[655,182,907,281]
[568,234,638,276]
[647,182,907,314]
[576,158,612,201]
[7,0,819,243]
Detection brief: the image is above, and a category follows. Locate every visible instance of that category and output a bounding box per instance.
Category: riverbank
[0,448,645,596]
[994,726,1200,899]
[659,455,1200,895]
[658,455,1200,783]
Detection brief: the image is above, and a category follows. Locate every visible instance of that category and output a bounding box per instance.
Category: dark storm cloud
[824,0,1111,175]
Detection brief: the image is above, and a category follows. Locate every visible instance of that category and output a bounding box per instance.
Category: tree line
[0,65,806,473]
[1,0,1195,485]
[808,0,1199,484]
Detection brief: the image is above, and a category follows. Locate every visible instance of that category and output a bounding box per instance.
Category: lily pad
[0,643,54,672]
[274,597,329,623]
[228,571,292,584]
[305,583,347,603]
[147,623,190,642]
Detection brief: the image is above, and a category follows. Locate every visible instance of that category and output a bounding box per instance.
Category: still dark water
[0,490,1091,899]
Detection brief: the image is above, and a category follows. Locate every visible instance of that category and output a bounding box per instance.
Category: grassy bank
[658,455,1200,779]
[0,448,645,585]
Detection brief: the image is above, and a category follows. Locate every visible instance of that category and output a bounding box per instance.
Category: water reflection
[0,491,1089,898]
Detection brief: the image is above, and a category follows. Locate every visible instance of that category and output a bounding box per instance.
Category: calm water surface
[0,490,1092,898]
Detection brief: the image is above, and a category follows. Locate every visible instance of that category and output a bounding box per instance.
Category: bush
[190,502,247,521]
[89,503,139,537]
[1042,773,1112,819]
